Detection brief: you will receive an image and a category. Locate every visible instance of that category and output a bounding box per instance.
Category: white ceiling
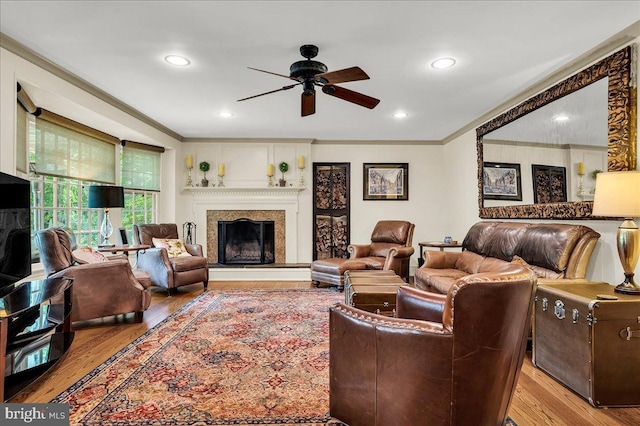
[1,1,639,142]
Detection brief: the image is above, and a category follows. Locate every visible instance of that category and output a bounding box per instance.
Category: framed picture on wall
[532,164,567,203]
[363,163,409,200]
[482,162,522,201]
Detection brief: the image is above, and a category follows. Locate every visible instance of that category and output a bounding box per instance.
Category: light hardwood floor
[9,281,640,425]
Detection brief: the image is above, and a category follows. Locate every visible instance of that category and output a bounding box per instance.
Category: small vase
[279,179,286,187]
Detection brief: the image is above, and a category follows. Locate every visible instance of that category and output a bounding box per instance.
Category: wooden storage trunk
[344,270,406,317]
[532,282,640,407]
[346,284,402,317]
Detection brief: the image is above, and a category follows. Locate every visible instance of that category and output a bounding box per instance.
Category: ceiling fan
[238,44,380,117]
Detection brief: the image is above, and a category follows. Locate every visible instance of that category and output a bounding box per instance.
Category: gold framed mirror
[476,45,637,219]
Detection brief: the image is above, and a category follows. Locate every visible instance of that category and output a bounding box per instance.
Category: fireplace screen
[218,219,275,264]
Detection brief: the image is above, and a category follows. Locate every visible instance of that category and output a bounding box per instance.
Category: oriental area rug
[52,288,518,426]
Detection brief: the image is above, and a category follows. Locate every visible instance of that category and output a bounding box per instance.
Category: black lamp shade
[88,185,125,208]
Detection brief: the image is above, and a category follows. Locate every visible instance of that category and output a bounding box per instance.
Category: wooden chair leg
[134,311,144,323]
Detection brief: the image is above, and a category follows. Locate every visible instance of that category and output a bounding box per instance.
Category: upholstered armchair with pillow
[330,265,537,426]
[311,220,415,289]
[132,223,209,296]
[36,227,151,323]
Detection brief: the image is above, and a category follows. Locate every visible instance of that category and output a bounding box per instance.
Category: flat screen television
[0,172,31,291]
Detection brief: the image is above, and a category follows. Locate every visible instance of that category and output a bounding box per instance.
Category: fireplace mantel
[183,187,303,195]
[186,185,304,269]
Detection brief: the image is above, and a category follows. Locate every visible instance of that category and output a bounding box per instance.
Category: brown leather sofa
[311,220,415,289]
[132,223,209,296]
[414,221,600,294]
[36,227,151,323]
[330,264,536,426]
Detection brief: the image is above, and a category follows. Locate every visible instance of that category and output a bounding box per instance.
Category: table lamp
[592,171,640,294]
[88,185,125,248]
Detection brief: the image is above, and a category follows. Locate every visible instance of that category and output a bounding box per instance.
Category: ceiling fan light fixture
[164,55,191,66]
[431,57,456,69]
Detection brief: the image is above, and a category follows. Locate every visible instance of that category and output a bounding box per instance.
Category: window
[120,140,163,242]
[18,86,164,259]
[30,175,102,259]
[28,109,119,259]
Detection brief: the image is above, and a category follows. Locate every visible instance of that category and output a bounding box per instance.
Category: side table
[532,281,640,407]
[418,241,463,267]
[0,277,74,401]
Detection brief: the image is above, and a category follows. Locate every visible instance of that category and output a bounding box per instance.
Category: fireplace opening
[218,218,275,264]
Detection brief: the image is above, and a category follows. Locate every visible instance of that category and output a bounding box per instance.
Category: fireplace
[218,219,275,265]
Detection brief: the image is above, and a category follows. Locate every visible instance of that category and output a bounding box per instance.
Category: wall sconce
[88,185,125,248]
[592,171,640,294]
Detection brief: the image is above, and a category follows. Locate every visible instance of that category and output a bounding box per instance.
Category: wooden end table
[418,241,463,267]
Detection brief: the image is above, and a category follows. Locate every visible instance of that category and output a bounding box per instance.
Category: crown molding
[1,32,184,142]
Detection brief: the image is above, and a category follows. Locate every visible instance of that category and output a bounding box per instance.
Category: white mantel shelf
[182,186,304,195]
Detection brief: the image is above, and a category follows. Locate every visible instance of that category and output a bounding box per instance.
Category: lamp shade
[592,171,640,218]
[88,185,124,208]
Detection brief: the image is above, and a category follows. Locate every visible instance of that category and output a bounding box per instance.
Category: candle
[185,155,193,169]
[267,163,275,177]
[298,155,305,169]
[218,163,225,177]
[577,162,585,175]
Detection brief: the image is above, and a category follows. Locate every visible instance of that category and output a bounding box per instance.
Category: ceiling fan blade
[316,66,370,84]
[247,67,298,81]
[237,83,300,102]
[301,91,316,117]
[321,85,380,109]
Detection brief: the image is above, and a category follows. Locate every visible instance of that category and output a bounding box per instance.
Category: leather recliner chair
[36,227,151,322]
[311,220,415,289]
[329,264,536,426]
[132,223,209,296]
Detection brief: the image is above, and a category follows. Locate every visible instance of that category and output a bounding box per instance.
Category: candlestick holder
[577,174,585,195]
[186,166,193,187]
[298,166,305,188]
[267,175,274,187]
[218,175,225,187]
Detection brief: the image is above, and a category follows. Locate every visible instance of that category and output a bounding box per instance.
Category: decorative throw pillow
[72,246,109,264]
[152,238,192,258]
[510,255,544,278]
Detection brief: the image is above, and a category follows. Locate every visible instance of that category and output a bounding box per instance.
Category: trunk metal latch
[554,300,565,320]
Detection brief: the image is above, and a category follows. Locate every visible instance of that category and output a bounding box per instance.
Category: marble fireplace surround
[208,210,285,264]
[188,187,302,265]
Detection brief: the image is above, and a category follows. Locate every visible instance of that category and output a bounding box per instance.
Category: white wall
[442,39,640,284]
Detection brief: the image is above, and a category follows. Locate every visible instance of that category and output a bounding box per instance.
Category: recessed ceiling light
[431,57,456,69]
[554,114,570,122]
[164,55,191,66]
[218,112,234,118]
[392,111,409,119]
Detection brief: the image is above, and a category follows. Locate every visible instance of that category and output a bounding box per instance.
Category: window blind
[121,140,164,191]
[34,110,117,184]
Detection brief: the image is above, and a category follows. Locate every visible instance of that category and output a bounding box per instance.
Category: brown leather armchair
[36,227,151,323]
[132,223,208,296]
[329,265,536,426]
[311,220,415,288]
